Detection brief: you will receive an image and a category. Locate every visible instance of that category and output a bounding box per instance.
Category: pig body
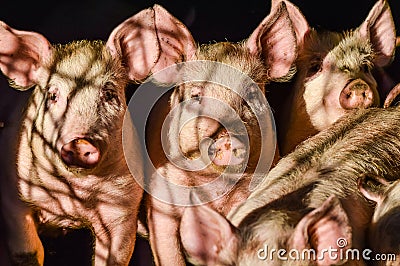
[0,9,163,264]
[181,106,400,265]
[136,4,298,266]
[274,0,397,156]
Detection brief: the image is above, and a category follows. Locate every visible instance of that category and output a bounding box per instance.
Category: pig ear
[180,204,239,265]
[358,0,396,67]
[288,196,352,265]
[106,4,197,82]
[0,21,52,90]
[357,174,389,205]
[246,1,297,81]
[271,0,310,46]
[383,83,400,108]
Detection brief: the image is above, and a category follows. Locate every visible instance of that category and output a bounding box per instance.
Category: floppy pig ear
[0,21,52,90]
[106,4,197,82]
[358,0,396,67]
[180,204,239,266]
[288,196,352,266]
[246,1,297,81]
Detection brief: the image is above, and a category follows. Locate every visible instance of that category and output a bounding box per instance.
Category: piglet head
[0,7,163,173]
[281,0,395,133]
[146,3,296,174]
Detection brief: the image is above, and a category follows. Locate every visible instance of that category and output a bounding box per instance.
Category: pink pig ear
[180,204,239,265]
[358,0,396,67]
[0,21,52,90]
[106,4,197,82]
[288,195,352,266]
[246,1,297,81]
[271,0,310,47]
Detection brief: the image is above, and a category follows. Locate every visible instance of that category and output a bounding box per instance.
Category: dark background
[0,0,399,265]
[1,0,399,45]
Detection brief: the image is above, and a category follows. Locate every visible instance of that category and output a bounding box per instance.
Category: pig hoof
[60,138,100,169]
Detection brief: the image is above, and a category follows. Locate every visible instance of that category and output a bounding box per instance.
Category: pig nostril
[60,138,100,169]
[340,79,375,109]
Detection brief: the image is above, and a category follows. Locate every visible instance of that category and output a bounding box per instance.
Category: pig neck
[279,65,320,156]
[281,96,318,156]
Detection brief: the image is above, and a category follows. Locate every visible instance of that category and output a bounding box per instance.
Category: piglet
[274,0,397,156]
[0,7,163,265]
[134,3,298,266]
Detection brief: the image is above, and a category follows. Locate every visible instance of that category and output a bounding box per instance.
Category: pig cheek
[304,75,348,131]
[42,100,68,144]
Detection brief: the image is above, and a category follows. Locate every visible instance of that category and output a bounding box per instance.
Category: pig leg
[0,120,44,265]
[147,197,185,266]
[91,205,139,266]
[1,200,44,265]
[92,219,137,266]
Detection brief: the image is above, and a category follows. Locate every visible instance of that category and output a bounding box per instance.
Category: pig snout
[208,135,246,166]
[60,138,101,169]
[339,79,377,109]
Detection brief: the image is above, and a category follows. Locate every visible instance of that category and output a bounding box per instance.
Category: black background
[0,0,399,265]
[1,0,399,45]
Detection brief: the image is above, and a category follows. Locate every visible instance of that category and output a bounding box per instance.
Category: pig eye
[307,61,322,77]
[49,93,57,101]
[104,90,117,101]
[102,83,119,103]
[362,64,370,73]
[245,85,259,100]
[47,88,59,105]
